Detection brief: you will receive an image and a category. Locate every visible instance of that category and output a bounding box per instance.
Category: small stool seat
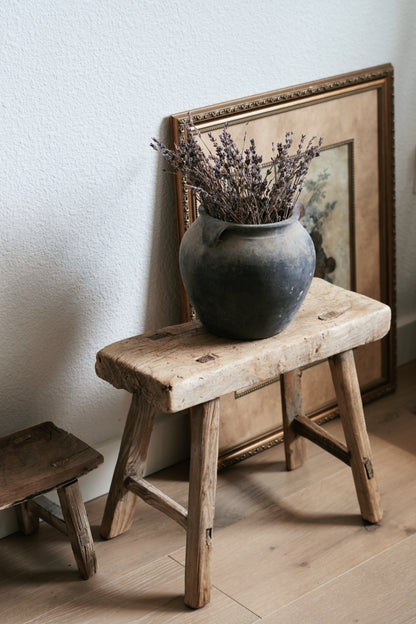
[96,278,391,608]
[0,421,103,579]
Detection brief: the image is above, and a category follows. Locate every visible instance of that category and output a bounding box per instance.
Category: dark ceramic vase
[179,206,316,340]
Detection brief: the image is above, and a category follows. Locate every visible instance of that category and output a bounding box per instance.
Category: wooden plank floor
[1,361,415,623]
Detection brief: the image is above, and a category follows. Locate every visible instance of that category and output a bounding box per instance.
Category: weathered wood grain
[95,279,391,413]
[185,398,220,608]
[27,495,67,534]
[0,422,103,510]
[15,501,40,535]
[329,350,383,523]
[125,477,188,530]
[281,369,307,470]
[58,481,97,579]
[293,415,350,464]
[0,421,103,581]
[101,393,156,539]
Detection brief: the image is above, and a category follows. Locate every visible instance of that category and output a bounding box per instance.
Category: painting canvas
[298,142,354,290]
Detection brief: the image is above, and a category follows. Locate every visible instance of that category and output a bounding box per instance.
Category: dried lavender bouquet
[151,118,323,225]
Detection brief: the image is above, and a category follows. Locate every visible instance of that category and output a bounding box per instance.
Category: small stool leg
[329,350,382,523]
[101,393,156,539]
[185,398,220,609]
[281,369,308,470]
[16,502,40,535]
[58,480,97,579]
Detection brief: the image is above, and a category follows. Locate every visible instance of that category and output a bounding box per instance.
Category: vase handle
[202,219,231,247]
[293,202,304,220]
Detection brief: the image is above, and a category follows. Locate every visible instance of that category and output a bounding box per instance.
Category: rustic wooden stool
[0,421,103,579]
[95,278,391,608]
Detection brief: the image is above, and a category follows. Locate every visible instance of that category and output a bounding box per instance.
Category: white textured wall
[1,1,415,533]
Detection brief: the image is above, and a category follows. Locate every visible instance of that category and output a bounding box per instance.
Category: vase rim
[198,205,300,229]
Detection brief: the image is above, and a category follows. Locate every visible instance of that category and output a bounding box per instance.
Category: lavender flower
[150,116,323,224]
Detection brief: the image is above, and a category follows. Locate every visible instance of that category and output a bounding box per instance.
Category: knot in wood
[196,354,218,364]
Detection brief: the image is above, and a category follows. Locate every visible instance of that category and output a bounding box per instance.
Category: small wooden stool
[95,279,391,608]
[0,421,103,579]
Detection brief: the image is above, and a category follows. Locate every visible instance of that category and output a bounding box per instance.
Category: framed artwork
[170,64,396,469]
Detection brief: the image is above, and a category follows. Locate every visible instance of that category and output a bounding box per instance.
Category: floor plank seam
[209,584,263,619]
[267,532,416,619]
[168,553,185,567]
[167,552,264,618]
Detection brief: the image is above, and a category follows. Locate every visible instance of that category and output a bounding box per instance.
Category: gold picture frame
[170,64,396,469]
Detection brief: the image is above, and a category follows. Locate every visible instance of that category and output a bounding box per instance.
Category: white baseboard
[0,410,190,539]
[397,315,416,366]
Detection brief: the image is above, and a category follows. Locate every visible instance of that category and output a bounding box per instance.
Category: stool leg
[329,350,382,523]
[15,502,40,535]
[281,369,307,470]
[185,398,220,609]
[101,392,156,539]
[57,480,97,579]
